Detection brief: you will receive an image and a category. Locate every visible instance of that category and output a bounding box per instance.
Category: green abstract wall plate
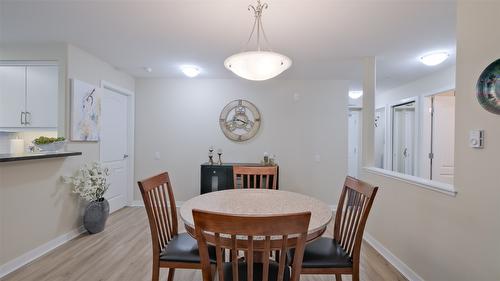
[476,58,500,115]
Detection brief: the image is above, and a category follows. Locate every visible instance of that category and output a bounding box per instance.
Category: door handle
[123,154,129,159]
[20,112,25,125]
[403,148,408,158]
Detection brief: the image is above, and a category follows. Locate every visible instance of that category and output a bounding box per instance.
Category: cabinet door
[26,66,58,127]
[0,66,26,128]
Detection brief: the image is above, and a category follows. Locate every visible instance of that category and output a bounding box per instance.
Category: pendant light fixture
[224,0,292,81]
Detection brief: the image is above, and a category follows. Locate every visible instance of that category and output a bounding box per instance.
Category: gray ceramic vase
[83,198,110,234]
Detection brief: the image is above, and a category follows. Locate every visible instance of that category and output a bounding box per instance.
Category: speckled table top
[180,189,333,235]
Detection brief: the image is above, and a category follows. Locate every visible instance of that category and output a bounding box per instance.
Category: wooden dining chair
[233,166,278,189]
[193,209,311,281]
[138,172,216,281]
[289,176,378,281]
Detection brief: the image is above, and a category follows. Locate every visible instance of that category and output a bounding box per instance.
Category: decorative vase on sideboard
[83,198,110,234]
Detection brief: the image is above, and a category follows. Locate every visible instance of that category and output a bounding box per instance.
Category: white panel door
[432,95,455,184]
[348,110,360,178]
[0,66,26,128]
[100,88,128,213]
[26,66,58,128]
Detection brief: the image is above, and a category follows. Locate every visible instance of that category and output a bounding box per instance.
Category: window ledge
[363,167,457,197]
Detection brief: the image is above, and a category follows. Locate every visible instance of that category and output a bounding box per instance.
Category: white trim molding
[364,232,425,281]
[0,226,86,279]
[364,166,457,197]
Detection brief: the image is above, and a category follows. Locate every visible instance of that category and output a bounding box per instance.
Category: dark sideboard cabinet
[200,163,279,194]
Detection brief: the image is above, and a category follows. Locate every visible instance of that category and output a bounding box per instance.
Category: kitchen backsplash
[0,130,58,154]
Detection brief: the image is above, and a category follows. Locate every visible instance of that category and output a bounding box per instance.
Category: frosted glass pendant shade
[224,51,292,81]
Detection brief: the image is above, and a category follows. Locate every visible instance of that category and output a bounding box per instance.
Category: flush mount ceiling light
[224,0,292,81]
[349,91,363,99]
[180,65,201,78]
[420,52,449,66]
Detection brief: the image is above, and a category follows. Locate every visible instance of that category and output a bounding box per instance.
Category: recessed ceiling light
[180,65,201,78]
[420,52,449,66]
[143,67,153,73]
[349,91,363,99]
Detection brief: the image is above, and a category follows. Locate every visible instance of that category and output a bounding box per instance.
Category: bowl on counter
[34,141,66,152]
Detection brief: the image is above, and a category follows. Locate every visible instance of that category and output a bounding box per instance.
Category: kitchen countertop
[0,151,82,162]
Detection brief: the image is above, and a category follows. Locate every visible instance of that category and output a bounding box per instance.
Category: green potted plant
[63,162,110,234]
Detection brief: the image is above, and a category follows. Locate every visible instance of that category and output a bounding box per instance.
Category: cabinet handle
[20,112,25,125]
[26,112,32,125]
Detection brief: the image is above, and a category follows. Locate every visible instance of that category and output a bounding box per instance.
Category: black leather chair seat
[160,233,216,263]
[288,237,352,268]
[222,262,291,281]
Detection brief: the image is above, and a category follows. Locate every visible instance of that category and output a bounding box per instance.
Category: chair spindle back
[233,166,278,189]
[193,210,310,281]
[138,172,179,255]
[333,176,378,261]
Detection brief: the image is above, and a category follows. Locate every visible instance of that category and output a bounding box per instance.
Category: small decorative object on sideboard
[261,152,277,166]
[217,148,223,165]
[208,146,214,165]
[63,162,110,234]
[33,136,66,152]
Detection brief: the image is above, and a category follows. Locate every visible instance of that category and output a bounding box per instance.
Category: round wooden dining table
[180,189,333,242]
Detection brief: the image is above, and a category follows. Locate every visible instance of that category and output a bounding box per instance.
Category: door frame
[99,80,135,207]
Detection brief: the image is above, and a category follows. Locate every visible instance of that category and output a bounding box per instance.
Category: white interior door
[374,108,386,169]
[348,110,360,178]
[100,88,128,213]
[432,95,455,184]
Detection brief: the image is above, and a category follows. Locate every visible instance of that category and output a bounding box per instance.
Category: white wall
[376,66,455,109]
[0,43,134,271]
[135,79,349,205]
[362,2,500,280]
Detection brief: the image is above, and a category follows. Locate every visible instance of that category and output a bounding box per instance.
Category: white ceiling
[0,0,456,91]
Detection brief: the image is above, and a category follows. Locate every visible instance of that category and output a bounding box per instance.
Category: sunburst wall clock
[476,58,500,115]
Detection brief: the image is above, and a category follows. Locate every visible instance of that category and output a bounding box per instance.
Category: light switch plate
[469,130,484,148]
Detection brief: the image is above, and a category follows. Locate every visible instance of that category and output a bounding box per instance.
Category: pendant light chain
[224,0,291,81]
[243,0,272,52]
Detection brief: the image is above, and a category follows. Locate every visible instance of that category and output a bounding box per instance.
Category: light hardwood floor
[1,207,407,281]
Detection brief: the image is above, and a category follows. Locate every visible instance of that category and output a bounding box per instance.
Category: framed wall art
[70,79,101,141]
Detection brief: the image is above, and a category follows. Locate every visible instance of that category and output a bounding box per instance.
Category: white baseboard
[0,225,86,279]
[129,200,145,207]
[363,232,424,281]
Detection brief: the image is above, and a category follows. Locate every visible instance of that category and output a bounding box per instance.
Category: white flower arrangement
[63,162,110,202]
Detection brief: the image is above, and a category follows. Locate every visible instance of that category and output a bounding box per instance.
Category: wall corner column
[362,57,376,167]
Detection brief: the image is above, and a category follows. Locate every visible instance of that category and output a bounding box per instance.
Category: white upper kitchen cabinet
[26,66,58,128]
[0,66,26,128]
[0,63,59,130]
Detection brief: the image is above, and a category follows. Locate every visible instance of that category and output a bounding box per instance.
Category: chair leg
[335,274,342,281]
[352,271,360,281]
[167,268,175,281]
[151,260,160,281]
